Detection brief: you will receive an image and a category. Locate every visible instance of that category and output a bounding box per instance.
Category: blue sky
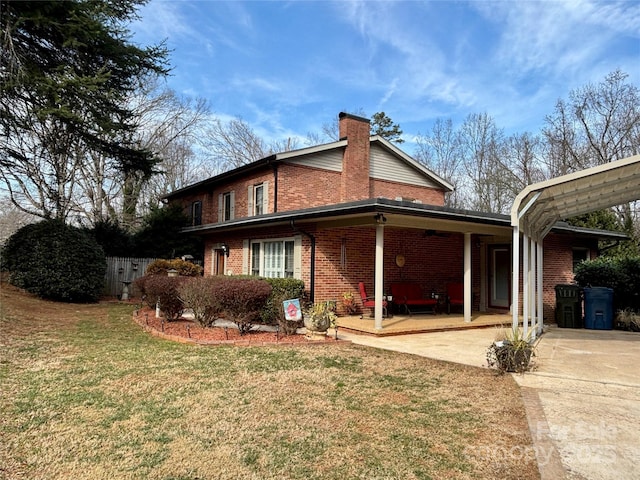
[132,0,640,152]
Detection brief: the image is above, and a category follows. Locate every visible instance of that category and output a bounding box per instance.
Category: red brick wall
[169,114,447,223]
[339,113,371,202]
[277,163,342,210]
[371,178,446,205]
[540,234,597,321]
[304,227,476,310]
[201,225,595,322]
[212,171,275,222]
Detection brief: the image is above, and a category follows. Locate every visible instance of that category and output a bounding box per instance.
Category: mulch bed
[133,307,344,346]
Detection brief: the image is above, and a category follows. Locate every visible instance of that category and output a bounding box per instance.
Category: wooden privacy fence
[104,257,157,298]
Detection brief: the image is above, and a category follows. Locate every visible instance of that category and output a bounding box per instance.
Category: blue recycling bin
[583,287,614,330]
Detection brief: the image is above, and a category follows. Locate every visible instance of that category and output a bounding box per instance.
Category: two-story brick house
[165,112,624,329]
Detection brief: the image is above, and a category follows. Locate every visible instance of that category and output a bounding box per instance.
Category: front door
[489,245,510,309]
[214,250,226,275]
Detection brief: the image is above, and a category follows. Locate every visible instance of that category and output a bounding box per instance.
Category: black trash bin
[555,284,582,328]
[583,287,614,330]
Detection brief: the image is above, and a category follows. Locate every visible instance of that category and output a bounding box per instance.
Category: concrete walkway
[337,326,640,480]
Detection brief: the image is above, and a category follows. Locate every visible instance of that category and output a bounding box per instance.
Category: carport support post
[529,237,537,339]
[537,241,544,337]
[374,223,385,330]
[511,225,520,331]
[523,232,529,337]
[464,232,471,322]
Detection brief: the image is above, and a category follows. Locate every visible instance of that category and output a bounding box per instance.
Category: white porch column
[464,232,472,322]
[536,241,544,337]
[523,233,529,336]
[512,226,520,330]
[374,223,385,330]
[529,237,537,339]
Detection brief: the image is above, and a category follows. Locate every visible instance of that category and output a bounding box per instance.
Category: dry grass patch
[0,282,539,479]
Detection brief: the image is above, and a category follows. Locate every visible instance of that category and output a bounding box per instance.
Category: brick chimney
[339,112,371,202]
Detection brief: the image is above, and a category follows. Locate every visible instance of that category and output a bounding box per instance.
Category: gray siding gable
[283,148,343,172]
[370,143,439,188]
[283,137,452,191]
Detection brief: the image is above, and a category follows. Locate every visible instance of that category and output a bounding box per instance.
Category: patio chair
[358,282,388,318]
[446,282,464,314]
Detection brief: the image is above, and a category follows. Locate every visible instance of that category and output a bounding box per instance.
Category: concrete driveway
[337,326,640,480]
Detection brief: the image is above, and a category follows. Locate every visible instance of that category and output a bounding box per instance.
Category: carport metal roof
[511,154,640,240]
[510,154,640,337]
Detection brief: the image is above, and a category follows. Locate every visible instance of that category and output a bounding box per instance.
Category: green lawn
[0,284,539,479]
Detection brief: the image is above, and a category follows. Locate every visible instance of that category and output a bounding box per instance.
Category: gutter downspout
[290,220,315,302]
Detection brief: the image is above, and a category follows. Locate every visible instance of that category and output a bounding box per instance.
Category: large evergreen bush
[574,256,640,311]
[2,219,106,302]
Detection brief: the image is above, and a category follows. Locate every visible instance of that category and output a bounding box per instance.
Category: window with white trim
[191,201,202,226]
[250,238,295,278]
[254,184,264,215]
[247,181,269,216]
[218,191,235,222]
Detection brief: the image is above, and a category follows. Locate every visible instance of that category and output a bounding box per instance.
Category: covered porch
[337,311,514,336]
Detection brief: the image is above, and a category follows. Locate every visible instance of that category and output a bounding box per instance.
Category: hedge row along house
[164,112,627,333]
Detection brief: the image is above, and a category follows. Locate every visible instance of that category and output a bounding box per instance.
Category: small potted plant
[304,301,338,340]
[486,328,535,373]
[341,291,358,315]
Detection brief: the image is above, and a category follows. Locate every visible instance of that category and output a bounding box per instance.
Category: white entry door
[489,246,511,309]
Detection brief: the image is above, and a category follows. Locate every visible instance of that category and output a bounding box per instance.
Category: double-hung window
[250,239,295,278]
[254,184,264,215]
[218,191,235,222]
[248,181,269,216]
[191,201,202,226]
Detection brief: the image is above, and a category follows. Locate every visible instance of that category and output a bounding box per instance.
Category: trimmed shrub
[145,258,203,277]
[2,219,106,302]
[144,275,189,321]
[178,276,223,328]
[617,257,640,311]
[574,257,620,290]
[134,275,152,307]
[211,277,272,335]
[260,277,306,324]
[575,256,640,311]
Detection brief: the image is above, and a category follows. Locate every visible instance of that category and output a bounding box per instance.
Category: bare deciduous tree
[203,117,268,170]
[75,83,210,228]
[502,132,545,195]
[458,113,511,213]
[543,70,640,235]
[414,118,464,208]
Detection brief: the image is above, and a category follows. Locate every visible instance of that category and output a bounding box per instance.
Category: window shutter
[294,235,302,279]
[247,185,254,215]
[262,181,269,214]
[242,239,249,275]
[217,194,223,222]
[230,191,235,220]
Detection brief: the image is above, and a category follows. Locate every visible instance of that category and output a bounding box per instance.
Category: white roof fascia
[274,139,348,160]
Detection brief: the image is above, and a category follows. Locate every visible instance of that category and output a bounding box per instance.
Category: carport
[511,154,640,339]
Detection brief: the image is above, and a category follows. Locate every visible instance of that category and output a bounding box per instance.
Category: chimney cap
[339,111,370,124]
